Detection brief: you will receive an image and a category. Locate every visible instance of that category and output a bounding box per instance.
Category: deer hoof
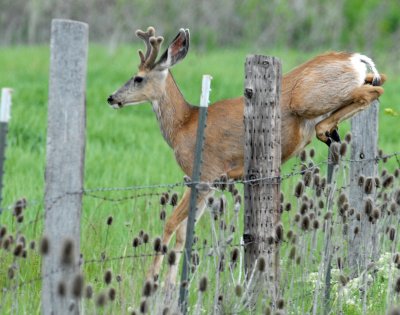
[329,128,341,143]
[320,128,340,147]
[325,138,332,147]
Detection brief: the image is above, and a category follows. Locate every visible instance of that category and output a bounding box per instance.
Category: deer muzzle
[107,94,123,109]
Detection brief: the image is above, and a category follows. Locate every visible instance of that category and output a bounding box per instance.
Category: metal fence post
[42,19,88,315]
[0,88,12,215]
[179,75,212,314]
[243,55,282,304]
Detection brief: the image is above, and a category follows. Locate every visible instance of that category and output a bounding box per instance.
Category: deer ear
[155,29,190,70]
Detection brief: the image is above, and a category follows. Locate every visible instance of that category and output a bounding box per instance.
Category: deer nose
[107,95,114,104]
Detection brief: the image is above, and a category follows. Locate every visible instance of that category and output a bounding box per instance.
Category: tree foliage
[1,0,399,54]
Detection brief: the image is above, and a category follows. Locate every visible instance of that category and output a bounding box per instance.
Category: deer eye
[133,76,144,84]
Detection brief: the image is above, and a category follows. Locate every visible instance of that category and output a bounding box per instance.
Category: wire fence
[0,150,399,313]
[0,150,398,239]
[2,151,399,217]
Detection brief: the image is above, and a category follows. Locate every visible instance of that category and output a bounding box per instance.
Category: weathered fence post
[0,88,12,215]
[179,75,211,314]
[42,19,88,315]
[348,100,379,274]
[243,55,282,304]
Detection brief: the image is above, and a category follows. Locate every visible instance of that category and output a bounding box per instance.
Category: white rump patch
[350,53,381,85]
[350,54,368,85]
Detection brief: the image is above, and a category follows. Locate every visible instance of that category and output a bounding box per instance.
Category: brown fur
[108,30,385,284]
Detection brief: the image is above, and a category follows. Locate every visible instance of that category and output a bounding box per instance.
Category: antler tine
[136,26,155,66]
[144,36,164,69]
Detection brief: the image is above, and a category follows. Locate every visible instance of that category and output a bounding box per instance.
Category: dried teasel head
[395,277,400,293]
[170,192,178,206]
[289,246,296,260]
[199,276,208,292]
[235,284,243,297]
[364,177,375,194]
[383,175,394,189]
[337,193,348,207]
[61,239,74,266]
[294,180,305,198]
[71,273,84,298]
[339,142,347,156]
[389,227,396,242]
[96,292,107,307]
[104,269,112,285]
[40,236,50,256]
[231,247,240,264]
[139,299,148,314]
[364,198,373,216]
[301,216,310,231]
[153,237,161,253]
[159,210,166,221]
[275,223,284,242]
[108,287,116,301]
[85,285,93,299]
[57,281,66,297]
[106,216,113,225]
[167,250,176,266]
[299,150,307,162]
[330,142,340,164]
[344,132,352,143]
[257,257,266,272]
[339,274,348,286]
[300,202,308,215]
[142,280,152,297]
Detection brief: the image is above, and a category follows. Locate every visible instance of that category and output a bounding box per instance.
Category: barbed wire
[82,190,167,203]
[0,151,398,233]
[78,151,400,194]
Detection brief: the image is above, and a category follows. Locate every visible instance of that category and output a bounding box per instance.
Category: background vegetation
[1,0,400,55]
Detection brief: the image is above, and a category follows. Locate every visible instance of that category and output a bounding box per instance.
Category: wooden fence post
[0,88,12,214]
[42,19,88,315]
[348,100,379,275]
[243,55,282,304]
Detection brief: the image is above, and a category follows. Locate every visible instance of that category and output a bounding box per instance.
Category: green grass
[0,44,399,314]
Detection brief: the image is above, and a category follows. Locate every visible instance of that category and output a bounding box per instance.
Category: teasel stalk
[312,164,338,315]
[386,224,399,309]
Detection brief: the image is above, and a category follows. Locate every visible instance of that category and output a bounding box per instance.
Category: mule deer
[107,27,385,283]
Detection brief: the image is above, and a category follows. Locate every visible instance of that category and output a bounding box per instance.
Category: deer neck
[151,71,192,148]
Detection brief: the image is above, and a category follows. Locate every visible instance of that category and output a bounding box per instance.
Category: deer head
[107,27,190,109]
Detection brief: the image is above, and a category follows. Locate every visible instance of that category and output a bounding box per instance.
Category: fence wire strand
[0,151,398,229]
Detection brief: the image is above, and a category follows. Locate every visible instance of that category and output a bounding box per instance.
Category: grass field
[0,44,399,314]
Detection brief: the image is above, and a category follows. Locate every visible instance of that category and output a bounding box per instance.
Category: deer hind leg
[164,219,187,287]
[146,187,213,283]
[315,85,384,144]
[147,188,191,282]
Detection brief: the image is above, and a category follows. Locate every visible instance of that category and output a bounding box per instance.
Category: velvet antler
[136,26,164,70]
